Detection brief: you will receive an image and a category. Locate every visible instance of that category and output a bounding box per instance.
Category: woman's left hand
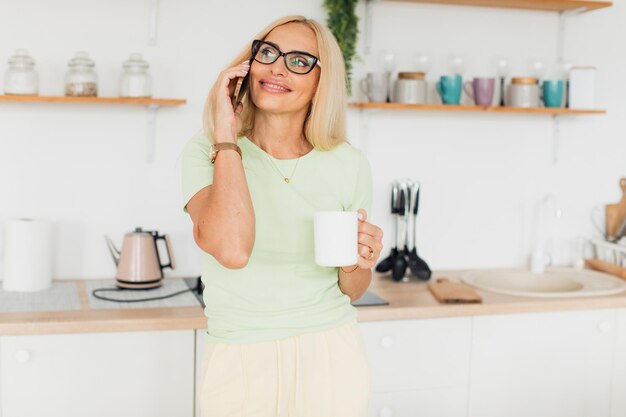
[354,209,384,270]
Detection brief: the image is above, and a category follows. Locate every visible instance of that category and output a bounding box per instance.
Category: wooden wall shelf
[349,102,606,115]
[382,0,613,13]
[0,95,186,106]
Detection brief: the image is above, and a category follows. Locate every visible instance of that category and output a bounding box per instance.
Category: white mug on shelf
[360,72,389,103]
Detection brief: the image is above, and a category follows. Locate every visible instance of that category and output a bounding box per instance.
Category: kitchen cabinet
[359,317,472,416]
[611,308,626,417]
[0,329,195,417]
[468,309,616,417]
[370,386,467,417]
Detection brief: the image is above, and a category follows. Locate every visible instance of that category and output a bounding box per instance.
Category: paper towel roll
[2,218,53,292]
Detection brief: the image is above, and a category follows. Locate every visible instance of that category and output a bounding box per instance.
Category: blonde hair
[202,15,348,151]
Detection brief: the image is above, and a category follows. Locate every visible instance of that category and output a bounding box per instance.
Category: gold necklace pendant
[266,153,300,184]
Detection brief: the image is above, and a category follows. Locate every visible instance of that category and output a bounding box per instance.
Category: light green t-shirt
[181,131,373,344]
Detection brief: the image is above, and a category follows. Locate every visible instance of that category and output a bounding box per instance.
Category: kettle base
[116,278,162,290]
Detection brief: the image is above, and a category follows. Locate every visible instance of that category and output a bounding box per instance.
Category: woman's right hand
[207,60,250,143]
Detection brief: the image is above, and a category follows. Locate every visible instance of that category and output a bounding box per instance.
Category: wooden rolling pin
[585,258,626,281]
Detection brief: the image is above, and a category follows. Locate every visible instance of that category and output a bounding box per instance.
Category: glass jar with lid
[65,51,98,97]
[4,49,39,95]
[119,53,152,98]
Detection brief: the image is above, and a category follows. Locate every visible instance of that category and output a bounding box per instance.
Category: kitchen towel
[428,277,482,304]
[2,217,54,292]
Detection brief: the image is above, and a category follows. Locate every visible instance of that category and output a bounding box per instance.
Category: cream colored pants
[198,319,371,417]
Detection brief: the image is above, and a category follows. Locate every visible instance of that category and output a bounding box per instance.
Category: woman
[181,15,384,417]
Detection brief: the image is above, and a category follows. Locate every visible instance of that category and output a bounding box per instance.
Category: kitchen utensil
[406,181,432,281]
[616,215,626,241]
[605,178,626,241]
[584,258,626,281]
[375,181,399,273]
[392,181,409,281]
[105,227,176,289]
[428,277,482,304]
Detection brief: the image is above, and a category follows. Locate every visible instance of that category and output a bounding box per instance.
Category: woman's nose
[270,57,289,77]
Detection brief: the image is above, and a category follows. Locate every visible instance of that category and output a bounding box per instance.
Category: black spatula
[406,181,431,280]
[375,182,399,273]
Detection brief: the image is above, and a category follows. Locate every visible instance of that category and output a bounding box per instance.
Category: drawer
[369,386,468,417]
[359,317,472,392]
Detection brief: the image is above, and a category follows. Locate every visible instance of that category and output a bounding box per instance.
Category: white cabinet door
[0,330,194,417]
[370,386,467,417]
[469,309,616,417]
[611,308,626,417]
[359,317,472,393]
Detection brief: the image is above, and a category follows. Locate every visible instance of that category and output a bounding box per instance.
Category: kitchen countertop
[3,269,626,336]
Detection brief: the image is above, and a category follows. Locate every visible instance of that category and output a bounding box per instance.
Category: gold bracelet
[340,265,359,273]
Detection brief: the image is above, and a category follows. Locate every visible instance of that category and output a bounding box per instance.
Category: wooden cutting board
[428,277,482,304]
[606,178,626,240]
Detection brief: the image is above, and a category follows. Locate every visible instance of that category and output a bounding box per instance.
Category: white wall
[0,0,622,280]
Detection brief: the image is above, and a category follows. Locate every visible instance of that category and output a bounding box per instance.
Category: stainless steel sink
[460,267,626,298]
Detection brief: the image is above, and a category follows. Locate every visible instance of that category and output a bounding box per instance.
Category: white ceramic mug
[360,72,389,103]
[313,211,358,266]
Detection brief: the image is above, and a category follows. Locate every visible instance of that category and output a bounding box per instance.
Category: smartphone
[231,72,250,110]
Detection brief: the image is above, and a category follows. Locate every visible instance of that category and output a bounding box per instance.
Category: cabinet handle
[380,336,394,349]
[598,321,612,333]
[379,407,393,417]
[15,349,31,363]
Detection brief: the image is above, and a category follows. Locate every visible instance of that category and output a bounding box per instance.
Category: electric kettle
[105,227,176,289]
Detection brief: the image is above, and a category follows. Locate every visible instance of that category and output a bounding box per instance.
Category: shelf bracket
[146,104,159,163]
[148,0,159,46]
[552,114,560,165]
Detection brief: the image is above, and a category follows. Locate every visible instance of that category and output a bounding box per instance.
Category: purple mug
[463,78,496,106]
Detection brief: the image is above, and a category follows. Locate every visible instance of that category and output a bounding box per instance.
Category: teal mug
[542,80,564,108]
[436,75,462,105]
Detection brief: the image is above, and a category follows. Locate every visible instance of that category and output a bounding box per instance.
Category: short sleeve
[346,150,373,216]
[181,131,214,214]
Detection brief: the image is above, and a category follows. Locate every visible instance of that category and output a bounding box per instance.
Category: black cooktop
[182,277,388,308]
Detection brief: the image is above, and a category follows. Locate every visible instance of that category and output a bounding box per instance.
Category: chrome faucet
[530,194,562,274]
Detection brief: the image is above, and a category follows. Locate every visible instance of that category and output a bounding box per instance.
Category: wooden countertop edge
[356,296,626,321]
[3,270,626,335]
[0,306,207,336]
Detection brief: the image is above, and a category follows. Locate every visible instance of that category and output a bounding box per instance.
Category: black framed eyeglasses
[251,39,322,75]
